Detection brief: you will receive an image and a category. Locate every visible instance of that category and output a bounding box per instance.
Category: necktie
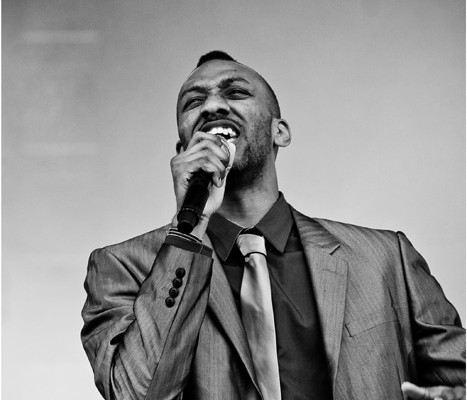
[237,233,281,400]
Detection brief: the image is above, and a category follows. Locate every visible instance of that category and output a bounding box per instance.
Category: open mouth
[201,121,240,142]
[206,127,238,142]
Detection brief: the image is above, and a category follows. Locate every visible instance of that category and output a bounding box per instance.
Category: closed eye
[226,88,251,99]
[183,96,204,110]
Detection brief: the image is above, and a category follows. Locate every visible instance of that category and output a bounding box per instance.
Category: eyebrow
[180,76,251,99]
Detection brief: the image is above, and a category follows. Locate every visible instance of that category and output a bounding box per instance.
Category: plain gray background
[3,0,465,398]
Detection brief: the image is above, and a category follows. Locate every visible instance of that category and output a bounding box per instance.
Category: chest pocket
[345,306,399,337]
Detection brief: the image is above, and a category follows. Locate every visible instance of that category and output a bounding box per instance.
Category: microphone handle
[177,170,212,234]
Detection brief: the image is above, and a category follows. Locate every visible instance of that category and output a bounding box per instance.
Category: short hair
[196,50,236,67]
[195,50,281,118]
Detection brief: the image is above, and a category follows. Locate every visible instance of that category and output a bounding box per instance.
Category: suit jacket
[81,208,465,400]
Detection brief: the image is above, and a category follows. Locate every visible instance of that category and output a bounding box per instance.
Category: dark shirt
[207,194,333,400]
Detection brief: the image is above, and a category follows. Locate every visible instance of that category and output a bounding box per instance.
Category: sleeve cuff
[165,228,213,257]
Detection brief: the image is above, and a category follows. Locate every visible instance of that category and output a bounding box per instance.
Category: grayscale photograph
[3,1,465,399]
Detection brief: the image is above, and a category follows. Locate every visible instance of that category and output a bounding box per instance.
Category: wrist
[190,214,210,239]
[171,213,210,240]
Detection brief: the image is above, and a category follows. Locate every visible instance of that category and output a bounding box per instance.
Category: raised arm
[82,131,235,399]
[81,234,214,400]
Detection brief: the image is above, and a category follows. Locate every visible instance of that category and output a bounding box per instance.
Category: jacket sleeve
[81,240,213,400]
[398,232,465,386]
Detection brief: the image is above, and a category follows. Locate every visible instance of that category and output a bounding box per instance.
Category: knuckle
[203,139,220,152]
[198,158,215,171]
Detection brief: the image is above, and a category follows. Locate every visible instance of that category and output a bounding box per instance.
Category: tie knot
[236,233,266,257]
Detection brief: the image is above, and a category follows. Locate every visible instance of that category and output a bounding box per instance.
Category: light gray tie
[237,233,281,400]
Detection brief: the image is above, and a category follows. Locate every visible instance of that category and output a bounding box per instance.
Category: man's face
[176,60,277,184]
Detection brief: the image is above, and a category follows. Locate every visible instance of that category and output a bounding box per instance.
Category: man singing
[81,51,465,400]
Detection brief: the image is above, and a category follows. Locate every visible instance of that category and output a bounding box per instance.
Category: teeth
[206,126,237,138]
[225,128,235,137]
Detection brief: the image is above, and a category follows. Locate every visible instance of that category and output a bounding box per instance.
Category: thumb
[224,140,236,172]
[202,140,236,217]
[402,382,451,400]
[402,382,432,399]
[218,139,236,186]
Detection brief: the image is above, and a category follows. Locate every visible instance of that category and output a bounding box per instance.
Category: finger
[172,143,228,172]
[224,140,236,170]
[453,386,466,400]
[186,131,223,150]
[218,137,235,169]
[184,147,226,171]
[438,388,460,400]
[182,139,230,166]
[402,382,460,400]
[215,140,236,188]
[186,155,226,187]
[210,140,236,187]
[402,382,433,399]
[171,149,226,185]
[186,132,233,166]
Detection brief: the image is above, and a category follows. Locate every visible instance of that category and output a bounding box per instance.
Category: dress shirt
[207,193,333,400]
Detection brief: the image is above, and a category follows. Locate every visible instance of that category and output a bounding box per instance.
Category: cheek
[178,116,196,144]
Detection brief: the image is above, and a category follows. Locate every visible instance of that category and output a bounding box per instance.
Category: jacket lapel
[292,209,348,389]
[203,235,261,394]
[203,210,348,395]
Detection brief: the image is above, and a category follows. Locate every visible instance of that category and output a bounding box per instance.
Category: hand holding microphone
[171,131,236,235]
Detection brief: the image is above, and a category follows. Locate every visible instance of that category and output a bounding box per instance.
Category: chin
[226,163,266,192]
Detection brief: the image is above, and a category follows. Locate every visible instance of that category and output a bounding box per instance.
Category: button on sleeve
[176,268,186,278]
[165,297,175,308]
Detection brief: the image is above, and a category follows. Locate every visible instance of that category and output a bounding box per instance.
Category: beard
[225,114,272,191]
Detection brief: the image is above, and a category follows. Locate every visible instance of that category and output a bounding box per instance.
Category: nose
[200,94,230,118]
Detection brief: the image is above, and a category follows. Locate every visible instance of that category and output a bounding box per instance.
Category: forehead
[179,60,262,97]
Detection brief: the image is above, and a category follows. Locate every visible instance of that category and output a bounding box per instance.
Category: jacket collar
[291,207,341,254]
[207,193,293,261]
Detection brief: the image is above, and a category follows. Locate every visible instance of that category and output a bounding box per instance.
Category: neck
[218,174,279,228]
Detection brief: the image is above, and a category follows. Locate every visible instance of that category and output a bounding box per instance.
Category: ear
[271,118,291,148]
[175,140,185,154]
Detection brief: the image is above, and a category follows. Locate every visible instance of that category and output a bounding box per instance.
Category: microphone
[177,170,212,234]
[176,138,236,234]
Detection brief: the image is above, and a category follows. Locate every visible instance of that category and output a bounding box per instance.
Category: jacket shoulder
[315,217,399,240]
[319,217,404,252]
[292,208,404,256]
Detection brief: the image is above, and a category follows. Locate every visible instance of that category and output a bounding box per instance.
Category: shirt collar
[207,192,293,261]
